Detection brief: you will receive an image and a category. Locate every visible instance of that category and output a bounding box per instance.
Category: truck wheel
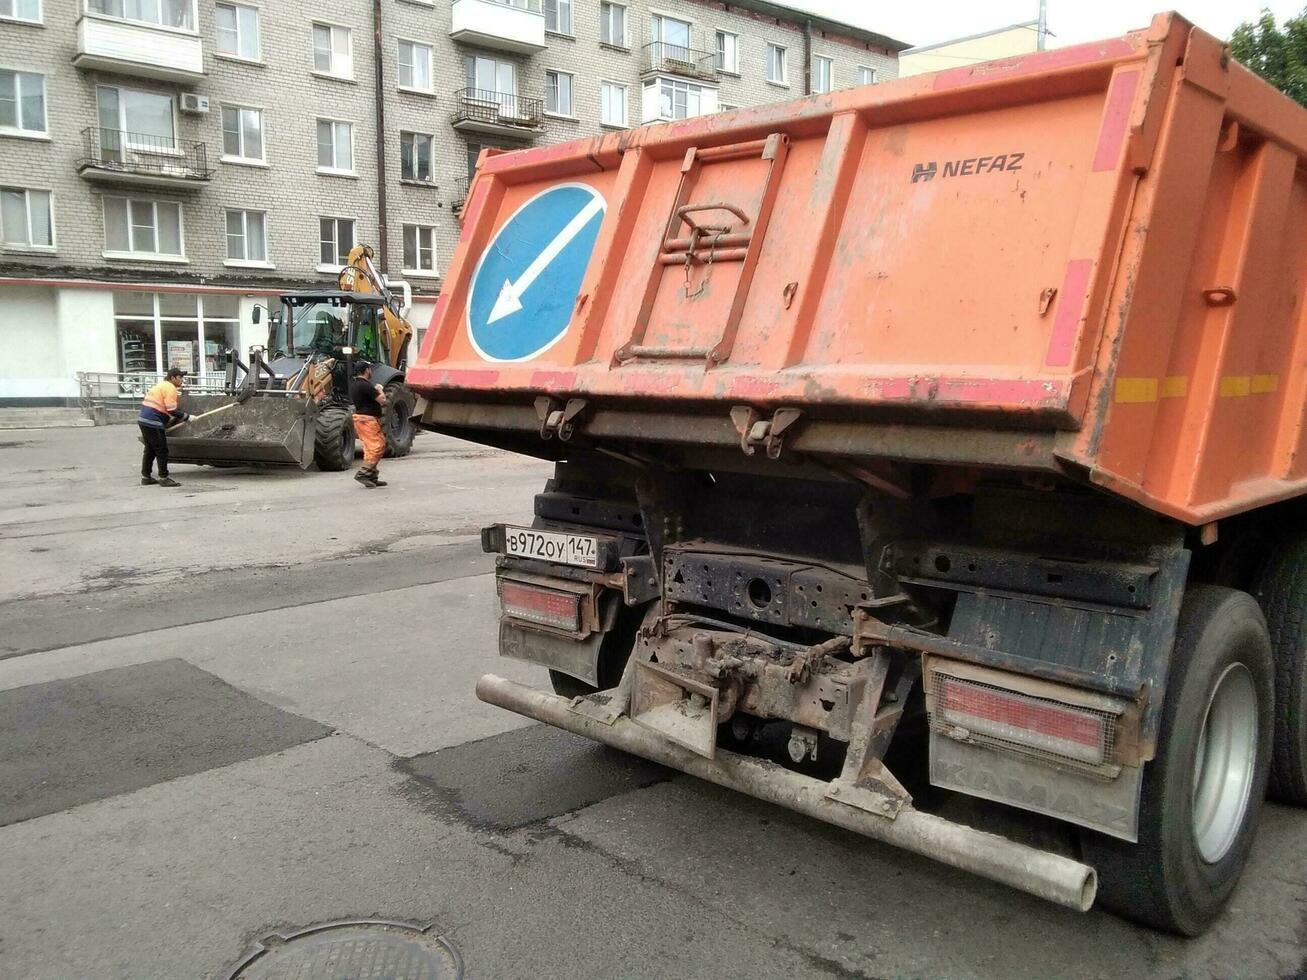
[314,407,356,471]
[1081,585,1273,935]
[1253,534,1307,804]
[382,382,417,458]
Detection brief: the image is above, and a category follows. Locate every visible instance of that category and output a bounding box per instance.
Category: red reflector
[938,675,1108,765]
[499,580,581,631]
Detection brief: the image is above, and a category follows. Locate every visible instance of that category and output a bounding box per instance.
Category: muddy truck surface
[407,12,1307,934]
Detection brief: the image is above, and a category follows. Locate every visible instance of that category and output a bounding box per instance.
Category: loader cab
[271,291,386,363]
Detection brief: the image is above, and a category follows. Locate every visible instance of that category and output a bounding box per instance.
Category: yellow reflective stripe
[1251,374,1279,394]
[1220,376,1251,398]
[1160,376,1188,398]
[1115,378,1158,403]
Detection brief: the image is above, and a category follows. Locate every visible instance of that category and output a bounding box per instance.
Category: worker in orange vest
[138,367,192,487]
[349,361,389,488]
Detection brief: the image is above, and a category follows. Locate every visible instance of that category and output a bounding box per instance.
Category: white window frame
[599,1,626,48]
[214,2,260,62]
[813,55,833,94]
[0,185,54,251]
[315,118,354,176]
[220,104,264,165]
[657,77,704,121]
[401,223,437,278]
[400,130,434,183]
[544,0,572,36]
[0,69,48,138]
[714,31,738,74]
[0,0,41,25]
[311,22,353,80]
[397,39,434,94]
[765,43,788,85]
[544,70,574,118]
[85,0,198,33]
[318,216,354,271]
[599,80,627,128]
[97,84,176,151]
[224,208,269,267]
[856,66,876,86]
[102,196,186,262]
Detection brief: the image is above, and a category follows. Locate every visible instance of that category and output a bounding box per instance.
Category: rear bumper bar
[475,673,1097,912]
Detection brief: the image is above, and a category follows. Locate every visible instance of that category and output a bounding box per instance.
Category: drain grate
[225,919,462,980]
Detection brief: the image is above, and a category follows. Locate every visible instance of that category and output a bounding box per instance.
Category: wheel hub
[1191,662,1258,864]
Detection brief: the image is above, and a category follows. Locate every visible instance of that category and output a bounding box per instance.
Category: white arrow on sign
[487,196,606,324]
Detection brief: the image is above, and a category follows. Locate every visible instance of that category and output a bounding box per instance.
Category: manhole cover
[226,919,462,980]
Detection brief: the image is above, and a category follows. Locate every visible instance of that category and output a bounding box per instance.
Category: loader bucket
[167,393,317,469]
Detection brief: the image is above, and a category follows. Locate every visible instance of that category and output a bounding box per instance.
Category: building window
[312,23,352,78]
[401,131,433,182]
[813,55,833,93]
[544,0,571,35]
[719,102,738,113]
[215,3,259,60]
[651,13,691,55]
[0,0,41,24]
[398,40,433,92]
[599,2,625,47]
[1,186,52,249]
[765,44,787,84]
[88,0,194,31]
[856,66,876,86]
[714,31,738,73]
[97,85,173,150]
[103,196,184,258]
[599,81,626,127]
[465,54,517,101]
[319,217,354,267]
[545,71,573,116]
[0,70,46,137]
[402,224,436,275]
[114,291,241,381]
[225,209,267,264]
[220,105,263,162]
[657,77,704,120]
[316,119,353,174]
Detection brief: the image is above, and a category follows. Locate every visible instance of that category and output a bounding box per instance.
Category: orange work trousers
[353,415,385,467]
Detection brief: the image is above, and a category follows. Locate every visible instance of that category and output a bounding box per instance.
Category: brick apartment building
[0,0,904,405]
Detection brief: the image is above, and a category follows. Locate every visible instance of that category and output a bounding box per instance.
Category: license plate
[503,526,599,568]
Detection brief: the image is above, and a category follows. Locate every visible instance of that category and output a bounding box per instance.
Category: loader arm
[338,244,414,371]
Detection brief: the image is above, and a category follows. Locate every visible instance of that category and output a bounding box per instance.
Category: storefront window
[113,290,250,387]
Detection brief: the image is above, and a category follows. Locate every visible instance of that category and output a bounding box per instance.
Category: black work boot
[158,476,181,488]
[354,468,378,488]
[141,476,158,486]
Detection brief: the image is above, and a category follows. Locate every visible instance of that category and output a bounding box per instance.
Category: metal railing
[452,176,471,213]
[78,128,213,182]
[642,41,718,80]
[79,371,234,404]
[452,88,544,131]
[452,0,542,11]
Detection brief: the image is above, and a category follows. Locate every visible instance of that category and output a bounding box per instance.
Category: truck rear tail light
[498,580,581,631]
[932,673,1115,767]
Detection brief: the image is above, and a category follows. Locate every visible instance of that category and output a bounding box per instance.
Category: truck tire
[1081,585,1273,935]
[548,602,645,698]
[1253,534,1307,804]
[314,407,356,471]
[382,381,417,458]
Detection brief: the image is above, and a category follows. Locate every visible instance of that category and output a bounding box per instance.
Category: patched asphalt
[0,658,330,826]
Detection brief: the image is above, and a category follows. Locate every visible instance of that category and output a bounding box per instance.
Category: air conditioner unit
[180,93,210,114]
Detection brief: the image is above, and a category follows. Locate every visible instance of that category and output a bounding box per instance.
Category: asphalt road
[0,426,1305,979]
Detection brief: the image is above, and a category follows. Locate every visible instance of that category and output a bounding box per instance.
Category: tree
[1230,7,1307,107]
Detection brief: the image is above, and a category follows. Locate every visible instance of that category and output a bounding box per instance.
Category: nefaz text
[911,152,1025,183]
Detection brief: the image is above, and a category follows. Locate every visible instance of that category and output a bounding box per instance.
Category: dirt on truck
[408,12,1307,934]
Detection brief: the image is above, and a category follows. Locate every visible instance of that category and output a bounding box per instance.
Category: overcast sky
[784,1,1304,50]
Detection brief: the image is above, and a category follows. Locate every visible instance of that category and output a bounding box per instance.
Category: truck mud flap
[476,673,1098,912]
[168,394,316,469]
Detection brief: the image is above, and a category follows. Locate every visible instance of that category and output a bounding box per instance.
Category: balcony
[74,13,205,83]
[450,0,546,55]
[452,177,471,215]
[451,89,543,140]
[77,128,213,189]
[641,41,718,82]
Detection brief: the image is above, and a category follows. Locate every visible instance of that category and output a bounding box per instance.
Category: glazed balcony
[450,0,546,55]
[74,10,205,83]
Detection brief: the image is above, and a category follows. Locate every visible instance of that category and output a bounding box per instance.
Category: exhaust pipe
[476,674,1097,912]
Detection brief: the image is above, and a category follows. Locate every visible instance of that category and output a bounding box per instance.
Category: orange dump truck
[409,12,1307,933]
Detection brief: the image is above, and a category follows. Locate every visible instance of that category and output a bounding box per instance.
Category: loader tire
[1081,586,1273,936]
[382,381,417,458]
[314,407,356,472]
[1252,534,1307,804]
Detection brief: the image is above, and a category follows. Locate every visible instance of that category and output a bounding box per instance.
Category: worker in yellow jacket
[138,368,192,487]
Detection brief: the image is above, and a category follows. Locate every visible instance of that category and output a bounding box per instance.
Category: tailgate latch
[534,397,588,441]
[730,406,802,459]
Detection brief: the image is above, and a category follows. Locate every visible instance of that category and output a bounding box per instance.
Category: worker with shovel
[138,367,192,487]
[350,361,389,488]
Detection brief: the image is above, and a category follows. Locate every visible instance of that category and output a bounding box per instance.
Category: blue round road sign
[467,183,607,362]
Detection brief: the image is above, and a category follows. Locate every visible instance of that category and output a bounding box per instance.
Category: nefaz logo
[911,152,1025,183]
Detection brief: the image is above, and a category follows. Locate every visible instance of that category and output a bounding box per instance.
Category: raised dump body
[410,13,1307,935]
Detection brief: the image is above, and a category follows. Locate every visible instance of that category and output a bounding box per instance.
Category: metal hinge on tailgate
[535,397,587,441]
[730,406,802,458]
